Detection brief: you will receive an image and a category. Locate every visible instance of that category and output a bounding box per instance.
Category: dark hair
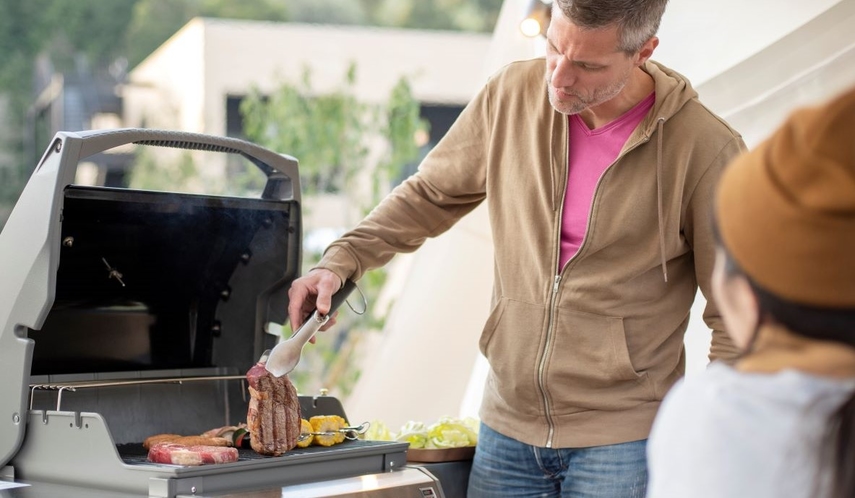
[717,238,855,349]
[717,238,855,498]
[553,0,669,53]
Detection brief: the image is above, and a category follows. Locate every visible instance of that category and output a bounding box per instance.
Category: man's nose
[551,57,576,88]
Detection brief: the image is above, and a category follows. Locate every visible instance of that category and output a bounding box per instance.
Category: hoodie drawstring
[655,117,668,283]
[552,116,567,212]
[551,149,558,211]
[554,114,669,282]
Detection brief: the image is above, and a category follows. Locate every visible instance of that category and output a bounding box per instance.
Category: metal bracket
[150,476,205,498]
[0,465,15,480]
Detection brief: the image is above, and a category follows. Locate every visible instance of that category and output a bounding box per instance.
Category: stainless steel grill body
[0,129,438,498]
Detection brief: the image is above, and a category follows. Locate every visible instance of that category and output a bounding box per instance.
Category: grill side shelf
[117,439,400,466]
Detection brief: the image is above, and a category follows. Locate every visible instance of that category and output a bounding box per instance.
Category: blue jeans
[467,423,647,498]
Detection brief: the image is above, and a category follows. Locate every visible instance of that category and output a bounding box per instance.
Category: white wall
[124,19,207,134]
[671,0,855,375]
[695,0,855,145]
[655,0,843,87]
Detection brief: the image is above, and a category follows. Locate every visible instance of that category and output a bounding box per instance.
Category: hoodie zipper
[537,117,657,448]
[538,273,562,447]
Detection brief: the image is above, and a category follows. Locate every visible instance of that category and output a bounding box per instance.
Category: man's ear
[634,36,659,66]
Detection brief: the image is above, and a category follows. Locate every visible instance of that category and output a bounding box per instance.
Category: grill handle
[46,128,301,203]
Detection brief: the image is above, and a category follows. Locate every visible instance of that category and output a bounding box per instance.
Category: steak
[147,443,239,466]
[246,360,301,456]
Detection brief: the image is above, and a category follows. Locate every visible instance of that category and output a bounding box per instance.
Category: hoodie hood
[549,60,702,281]
[645,60,699,281]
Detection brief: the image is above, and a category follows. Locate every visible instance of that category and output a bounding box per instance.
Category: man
[287,0,744,495]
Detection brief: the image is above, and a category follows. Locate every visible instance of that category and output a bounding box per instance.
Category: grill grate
[117,439,395,466]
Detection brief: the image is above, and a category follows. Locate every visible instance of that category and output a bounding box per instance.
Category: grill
[0,129,445,497]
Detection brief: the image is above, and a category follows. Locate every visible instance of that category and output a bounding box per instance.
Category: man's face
[544,11,640,116]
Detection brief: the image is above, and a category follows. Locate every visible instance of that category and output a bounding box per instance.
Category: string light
[520,0,552,38]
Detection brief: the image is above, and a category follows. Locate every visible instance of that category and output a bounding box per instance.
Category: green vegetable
[425,417,479,448]
[364,419,394,441]
[365,416,480,449]
[396,420,428,448]
[232,427,249,448]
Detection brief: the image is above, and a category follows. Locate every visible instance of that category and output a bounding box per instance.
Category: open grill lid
[0,129,303,468]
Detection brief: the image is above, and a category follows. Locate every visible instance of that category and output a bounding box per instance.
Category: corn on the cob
[296,419,314,448]
[309,415,347,446]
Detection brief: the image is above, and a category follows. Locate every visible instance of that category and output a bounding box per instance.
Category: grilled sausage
[143,434,183,450]
[143,434,232,450]
[173,436,232,447]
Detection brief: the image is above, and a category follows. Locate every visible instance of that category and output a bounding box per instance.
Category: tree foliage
[240,65,427,395]
[42,0,139,70]
[240,63,427,208]
[0,0,139,216]
[367,0,501,32]
[374,77,428,204]
[240,64,367,196]
[126,148,200,192]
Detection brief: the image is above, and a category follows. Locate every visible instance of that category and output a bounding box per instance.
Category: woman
[646,86,855,498]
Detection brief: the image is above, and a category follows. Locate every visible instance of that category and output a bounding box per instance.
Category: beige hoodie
[318,58,745,448]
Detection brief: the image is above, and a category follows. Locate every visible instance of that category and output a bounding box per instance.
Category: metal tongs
[263,279,357,377]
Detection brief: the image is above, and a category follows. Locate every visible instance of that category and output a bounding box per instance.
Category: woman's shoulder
[652,361,837,439]
[646,361,846,498]
[651,362,742,437]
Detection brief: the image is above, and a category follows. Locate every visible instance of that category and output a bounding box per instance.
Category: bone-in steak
[246,360,301,456]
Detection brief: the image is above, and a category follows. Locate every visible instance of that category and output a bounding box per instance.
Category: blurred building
[121,18,492,222]
[124,18,492,130]
[26,53,129,186]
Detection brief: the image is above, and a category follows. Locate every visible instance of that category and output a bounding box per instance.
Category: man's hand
[287,268,343,337]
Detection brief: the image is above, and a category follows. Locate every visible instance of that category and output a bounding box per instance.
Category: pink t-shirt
[558,92,655,270]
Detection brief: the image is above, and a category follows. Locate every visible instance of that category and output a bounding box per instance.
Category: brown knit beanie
[716,86,855,309]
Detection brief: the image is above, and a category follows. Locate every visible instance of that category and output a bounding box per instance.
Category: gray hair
[554,0,669,54]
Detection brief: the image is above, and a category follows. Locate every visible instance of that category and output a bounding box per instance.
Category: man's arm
[687,135,747,363]
[289,78,495,329]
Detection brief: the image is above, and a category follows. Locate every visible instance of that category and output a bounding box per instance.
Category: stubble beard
[545,69,631,116]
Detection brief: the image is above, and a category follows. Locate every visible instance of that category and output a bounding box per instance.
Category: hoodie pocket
[478,298,507,356]
[478,298,547,413]
[547,308,654,410]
